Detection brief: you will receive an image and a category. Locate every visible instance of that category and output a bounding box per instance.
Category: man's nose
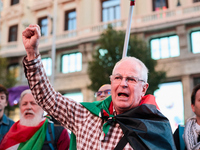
[120,77,128,87]
[26,103,32,109]
[100,92,106,97]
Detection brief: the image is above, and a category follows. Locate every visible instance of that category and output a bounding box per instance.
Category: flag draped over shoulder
[70,95,176,150]
[0,119,47,150]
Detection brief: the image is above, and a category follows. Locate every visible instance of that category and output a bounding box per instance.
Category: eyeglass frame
[109,74,145,84]
[94,89,111,97]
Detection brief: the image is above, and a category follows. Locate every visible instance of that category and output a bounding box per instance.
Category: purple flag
[7,85,29,106]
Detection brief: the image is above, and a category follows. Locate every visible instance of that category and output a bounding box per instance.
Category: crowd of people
[0,24,199,149]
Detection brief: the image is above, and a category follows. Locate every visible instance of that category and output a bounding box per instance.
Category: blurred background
[0,0,200,132]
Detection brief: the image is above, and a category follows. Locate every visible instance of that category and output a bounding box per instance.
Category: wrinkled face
[20,93,44,126]
[0,92,7,113]
[111,60,148,114]
[192,89,200,119]
[96,85,111,101]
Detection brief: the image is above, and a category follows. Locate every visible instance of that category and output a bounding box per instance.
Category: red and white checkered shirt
[23,55,132,150]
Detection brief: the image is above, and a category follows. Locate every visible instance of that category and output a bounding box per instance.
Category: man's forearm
[22,55,84,132]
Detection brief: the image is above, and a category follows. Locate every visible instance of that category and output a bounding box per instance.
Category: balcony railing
[1,3,200,56]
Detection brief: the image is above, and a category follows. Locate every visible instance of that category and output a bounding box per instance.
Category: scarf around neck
[70,94,176,150]
[0,119,48,150]
[184,116,200,150]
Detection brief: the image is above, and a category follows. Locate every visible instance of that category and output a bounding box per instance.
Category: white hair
[19,89,31,105]
[112,57,148,83]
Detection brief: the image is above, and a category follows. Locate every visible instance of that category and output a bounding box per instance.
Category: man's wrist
[27,51,39,61]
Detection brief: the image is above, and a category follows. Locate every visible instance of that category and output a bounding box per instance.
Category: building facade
[1,0,200,129]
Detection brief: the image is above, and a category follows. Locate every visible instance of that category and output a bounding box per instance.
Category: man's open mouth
[118,93,129,97]
[25,112,33,116]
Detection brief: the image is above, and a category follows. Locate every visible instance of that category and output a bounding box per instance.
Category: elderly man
[0,84,14,142]
[21,24,176,149]
[0,89,70,150]
[95,84,111,101]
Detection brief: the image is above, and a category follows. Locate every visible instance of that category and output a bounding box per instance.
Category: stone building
[1,0,200,130]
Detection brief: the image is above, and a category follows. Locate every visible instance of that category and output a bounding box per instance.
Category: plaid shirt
[23,55,132,150]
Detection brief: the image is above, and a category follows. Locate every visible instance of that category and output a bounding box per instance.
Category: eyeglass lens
[97,90,111,96]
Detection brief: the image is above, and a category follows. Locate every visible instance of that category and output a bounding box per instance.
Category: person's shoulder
[2,114,15,125]
[53,124,65,132]
[8,117,14,123]
[47,120,64,134]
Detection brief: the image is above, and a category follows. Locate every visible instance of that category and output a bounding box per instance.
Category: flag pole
[51,0,57,86]
[122,0,135,58]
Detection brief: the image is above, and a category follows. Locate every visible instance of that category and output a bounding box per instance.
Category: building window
[11,0,19,5]
[64,92,83,103]
[102,0,120,22]
[150,35,180,60]
[8,25,18,42]
[194,0,200,3]
[153,0,168,11]
[41,57,52,76]
[61,52,82,73]
[8,64,20,80]
[191,31,200,54]
[154,81,184,132]
[194,77,200,87]
[64,10,76,31]
[38,17,48,36]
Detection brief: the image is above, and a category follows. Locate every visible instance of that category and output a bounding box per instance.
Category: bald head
[112,57,148,83]
[96,84,111,101]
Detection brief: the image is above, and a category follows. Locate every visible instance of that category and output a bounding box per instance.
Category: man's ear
[191,104,195,113]
[142,83,149,96]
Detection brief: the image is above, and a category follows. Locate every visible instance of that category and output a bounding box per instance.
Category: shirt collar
[0,114,10,125]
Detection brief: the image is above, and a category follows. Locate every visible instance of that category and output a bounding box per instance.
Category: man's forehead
[113,63,141,75]
[21,93,35,103]
[0,92,6,97]
[99,85,111,91]
[196,89,200,97]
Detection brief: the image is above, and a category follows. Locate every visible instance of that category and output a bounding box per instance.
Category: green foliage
[0,56,17,114]
[88,25,166,94]
[0,57,17,88]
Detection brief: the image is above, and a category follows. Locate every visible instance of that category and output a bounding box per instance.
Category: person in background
[182,84,200,150]
[95,84,111,101]
[0,84,14,142]
[173,124,185,150]
[0,89,70,150]
[21,24,176,149]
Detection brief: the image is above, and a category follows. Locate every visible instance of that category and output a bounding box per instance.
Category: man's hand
[22,24,41,61]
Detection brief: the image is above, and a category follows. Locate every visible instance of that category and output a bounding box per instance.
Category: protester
[70,84,111,150]
[0,84,14,142]
[0,89,70,150]
[173,124,185,150]
[21,24,176,149]
[95,84,111,101]
[181,84,200,150]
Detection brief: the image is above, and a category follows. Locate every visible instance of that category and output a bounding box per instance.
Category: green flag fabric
[18,119,48,150]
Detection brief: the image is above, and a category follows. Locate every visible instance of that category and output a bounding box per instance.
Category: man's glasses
[94,89,111,97]
[110,74,145,85]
